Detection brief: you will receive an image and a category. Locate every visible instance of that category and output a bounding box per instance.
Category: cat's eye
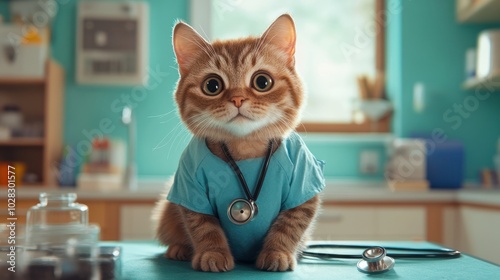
[252,72,273,92]
[202,76,224,96]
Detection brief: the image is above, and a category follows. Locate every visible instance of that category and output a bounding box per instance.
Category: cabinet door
[314,206,426,241]
[375,207,426,240]
[313,207,376,240]
[120,204,155,240]
[82,201,118,241]
[456,207,500,265]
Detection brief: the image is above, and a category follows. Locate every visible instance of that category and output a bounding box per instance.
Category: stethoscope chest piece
[227,198,258,225]
[357,247,395,274]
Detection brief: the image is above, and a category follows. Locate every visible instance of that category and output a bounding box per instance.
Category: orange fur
[152,14,321,272]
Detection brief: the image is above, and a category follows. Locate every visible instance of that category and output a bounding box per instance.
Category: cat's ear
[172,21,210,76]
[261,14,296,65]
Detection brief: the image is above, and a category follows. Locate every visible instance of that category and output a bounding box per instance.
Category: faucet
[122,106,137,190]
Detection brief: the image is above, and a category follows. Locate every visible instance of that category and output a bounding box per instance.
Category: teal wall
[305,140,386,180]
[387,0,500,180]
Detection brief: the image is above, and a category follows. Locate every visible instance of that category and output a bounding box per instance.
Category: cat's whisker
[296,122,308,134]
[197,25,218,58]
[255,32,282,61]
[164,125,184,157]
[153,116,191,150]
[192,120,210,135]
[254,38,265,59]
[254,21,280,57]
[189,115,216,138]
[148,107,179,119]
[179,35,214,60]
[153,122,184,151]
[166,125,190,160]
[267,115,294,138]
[254,27,270,57]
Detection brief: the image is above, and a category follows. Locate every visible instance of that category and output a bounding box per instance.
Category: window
[190,0,386,132]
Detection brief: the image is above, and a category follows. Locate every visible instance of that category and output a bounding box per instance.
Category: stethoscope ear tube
[301,244,461,260]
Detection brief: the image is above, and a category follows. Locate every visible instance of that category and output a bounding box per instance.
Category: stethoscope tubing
[301,244,461,260]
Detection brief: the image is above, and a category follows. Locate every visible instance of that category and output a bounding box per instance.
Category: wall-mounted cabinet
[0,61,64,187]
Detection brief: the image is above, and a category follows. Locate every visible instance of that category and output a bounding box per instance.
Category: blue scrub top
[167,132,325,261]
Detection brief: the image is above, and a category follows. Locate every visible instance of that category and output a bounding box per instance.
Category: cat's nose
[230,96,246,108]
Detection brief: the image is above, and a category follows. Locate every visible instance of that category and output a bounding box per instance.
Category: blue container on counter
[426,141,464,189]
[411,134,465,189]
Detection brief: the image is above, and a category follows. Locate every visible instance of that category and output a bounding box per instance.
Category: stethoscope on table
[301,244,461,274]
[220,140,462,274]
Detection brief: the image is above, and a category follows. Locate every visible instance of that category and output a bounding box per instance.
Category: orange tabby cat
[153,14,325,272]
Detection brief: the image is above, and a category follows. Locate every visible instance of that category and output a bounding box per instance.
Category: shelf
[457,0,500,23]
[462,75,500,90]
[0,138,45,147]
[0,77,46,86]
[0,60,64,186]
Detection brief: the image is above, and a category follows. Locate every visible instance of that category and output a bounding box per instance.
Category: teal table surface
[103,241,499,280]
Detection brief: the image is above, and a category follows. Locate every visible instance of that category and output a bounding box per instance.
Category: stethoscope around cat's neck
[220,140,274,225]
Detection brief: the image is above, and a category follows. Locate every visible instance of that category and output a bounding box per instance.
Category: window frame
[190,0,388,133]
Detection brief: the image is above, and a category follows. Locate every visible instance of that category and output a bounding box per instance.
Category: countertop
[106,240,499,280]
[3,181,500,207]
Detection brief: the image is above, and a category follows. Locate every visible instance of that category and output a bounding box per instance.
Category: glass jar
[26,193,88,230]
[23,193,101,279]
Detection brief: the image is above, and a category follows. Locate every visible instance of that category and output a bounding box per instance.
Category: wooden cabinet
[0,61,64,186]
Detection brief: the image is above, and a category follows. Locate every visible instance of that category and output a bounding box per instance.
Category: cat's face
[172,14,303,141]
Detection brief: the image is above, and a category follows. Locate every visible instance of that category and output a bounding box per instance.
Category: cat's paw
[192,250,235,272]
[256,249,296,272]
[165,244,192,261]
